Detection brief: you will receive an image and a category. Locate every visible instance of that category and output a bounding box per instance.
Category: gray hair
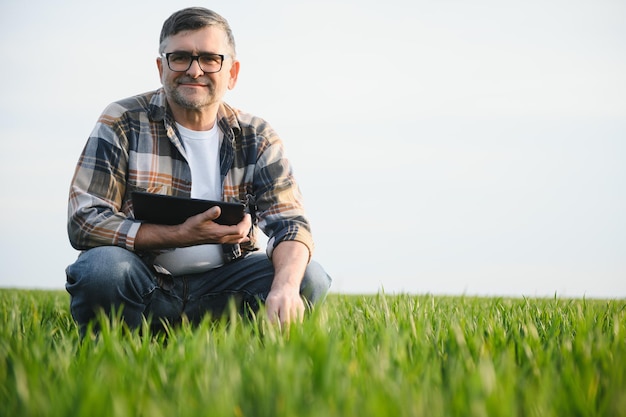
[159,7,236,56]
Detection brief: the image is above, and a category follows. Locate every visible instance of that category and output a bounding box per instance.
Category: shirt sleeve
[252,126,315,262]
[67,109,140,251]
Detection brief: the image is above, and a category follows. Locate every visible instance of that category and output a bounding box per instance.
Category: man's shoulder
[221,103,273,136]
[102,89,163,119]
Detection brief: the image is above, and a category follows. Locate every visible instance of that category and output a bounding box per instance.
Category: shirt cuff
[266,235,314,263]
[123,221,142,251]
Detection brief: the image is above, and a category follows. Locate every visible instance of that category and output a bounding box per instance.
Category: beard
[164,76,218,110]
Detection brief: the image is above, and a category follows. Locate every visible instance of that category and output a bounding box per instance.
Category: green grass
[1,289,624,417]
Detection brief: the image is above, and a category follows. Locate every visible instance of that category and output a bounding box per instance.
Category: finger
[201,205,221,220]
[266,303,280,324]
[281,302,304,326]
[222,234,250,244]
[189,206,221,224]
[293,301,305,323]
[236,214,252,236]
[279,310,292,327]
[296,303,305,323]
[238,213,252,227]
[238,214,253,236]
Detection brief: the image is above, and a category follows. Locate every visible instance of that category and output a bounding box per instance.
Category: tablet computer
[132,191,245,226]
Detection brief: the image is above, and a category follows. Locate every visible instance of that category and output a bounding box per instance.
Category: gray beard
[167,84,217,110]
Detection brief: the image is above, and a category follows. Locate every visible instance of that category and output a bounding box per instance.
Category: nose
[186,58,204,77]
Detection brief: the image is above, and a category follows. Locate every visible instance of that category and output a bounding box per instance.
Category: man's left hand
[266,240,310,326]
[265,286,305,326]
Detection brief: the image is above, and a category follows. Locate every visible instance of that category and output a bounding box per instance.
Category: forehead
[161,26,230,53]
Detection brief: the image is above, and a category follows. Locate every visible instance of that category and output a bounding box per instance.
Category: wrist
[270,281,300,293]
[135,222,187,250]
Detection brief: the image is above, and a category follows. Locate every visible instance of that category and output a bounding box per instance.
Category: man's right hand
[134,206,252,250]
[182,206,252,245]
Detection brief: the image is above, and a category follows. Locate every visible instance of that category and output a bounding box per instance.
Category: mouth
[176,77,210,88]
[178,82,208,88]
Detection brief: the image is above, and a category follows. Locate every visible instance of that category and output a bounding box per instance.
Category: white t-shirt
[153,122,225,275]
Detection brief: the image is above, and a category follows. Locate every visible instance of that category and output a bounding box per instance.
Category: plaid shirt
[68,88,313,263]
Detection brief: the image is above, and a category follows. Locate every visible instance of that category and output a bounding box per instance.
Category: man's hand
[266,285,306,326]
[183,206,251,245]
[266,241,310,326]
[135,206,251,250]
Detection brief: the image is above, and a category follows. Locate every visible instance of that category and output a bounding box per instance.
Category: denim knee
[66,246,157,328]
[301,260,332,303]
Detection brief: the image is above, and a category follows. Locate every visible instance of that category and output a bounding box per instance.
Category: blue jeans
[66,246,331,332]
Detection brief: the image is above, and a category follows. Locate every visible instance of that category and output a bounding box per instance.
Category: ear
[228,59,240,90]
[156,56,164,80]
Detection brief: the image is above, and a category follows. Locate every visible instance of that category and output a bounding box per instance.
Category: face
[157,26,239,112]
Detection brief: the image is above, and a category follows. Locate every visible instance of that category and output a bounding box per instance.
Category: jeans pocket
[145,288,184,326]
[187,291,246,323]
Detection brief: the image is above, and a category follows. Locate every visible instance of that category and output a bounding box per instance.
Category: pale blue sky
[1,0,624,297]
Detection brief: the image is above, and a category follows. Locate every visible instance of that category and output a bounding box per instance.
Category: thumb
[201,205,221,221]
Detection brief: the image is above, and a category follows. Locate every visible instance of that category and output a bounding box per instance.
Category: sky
[0,0,624,298]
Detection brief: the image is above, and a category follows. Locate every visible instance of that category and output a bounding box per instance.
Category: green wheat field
[1,289,624,417]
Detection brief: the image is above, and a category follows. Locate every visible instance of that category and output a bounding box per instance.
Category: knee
[65,247,156,331]
[65,248,156,307]
[66,246,141,288]
[301,260,332,303]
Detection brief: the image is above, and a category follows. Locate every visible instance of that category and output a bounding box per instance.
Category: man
[66,7,331,333]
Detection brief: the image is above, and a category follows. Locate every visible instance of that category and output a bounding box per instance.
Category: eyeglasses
[161,52,229,73]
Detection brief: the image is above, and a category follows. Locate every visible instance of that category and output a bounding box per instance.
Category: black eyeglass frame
[161,52,230,73]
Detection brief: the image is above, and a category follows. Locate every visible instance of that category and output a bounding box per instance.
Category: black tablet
[132,191,245,226]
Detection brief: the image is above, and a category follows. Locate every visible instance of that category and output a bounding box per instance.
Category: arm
[238,118,313,324]
[68,127,135,250]
[134,206,251,250]
[265,240,310,325]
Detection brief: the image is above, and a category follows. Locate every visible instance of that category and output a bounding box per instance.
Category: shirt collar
[148,88,241,140]
[147,88,168,122]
